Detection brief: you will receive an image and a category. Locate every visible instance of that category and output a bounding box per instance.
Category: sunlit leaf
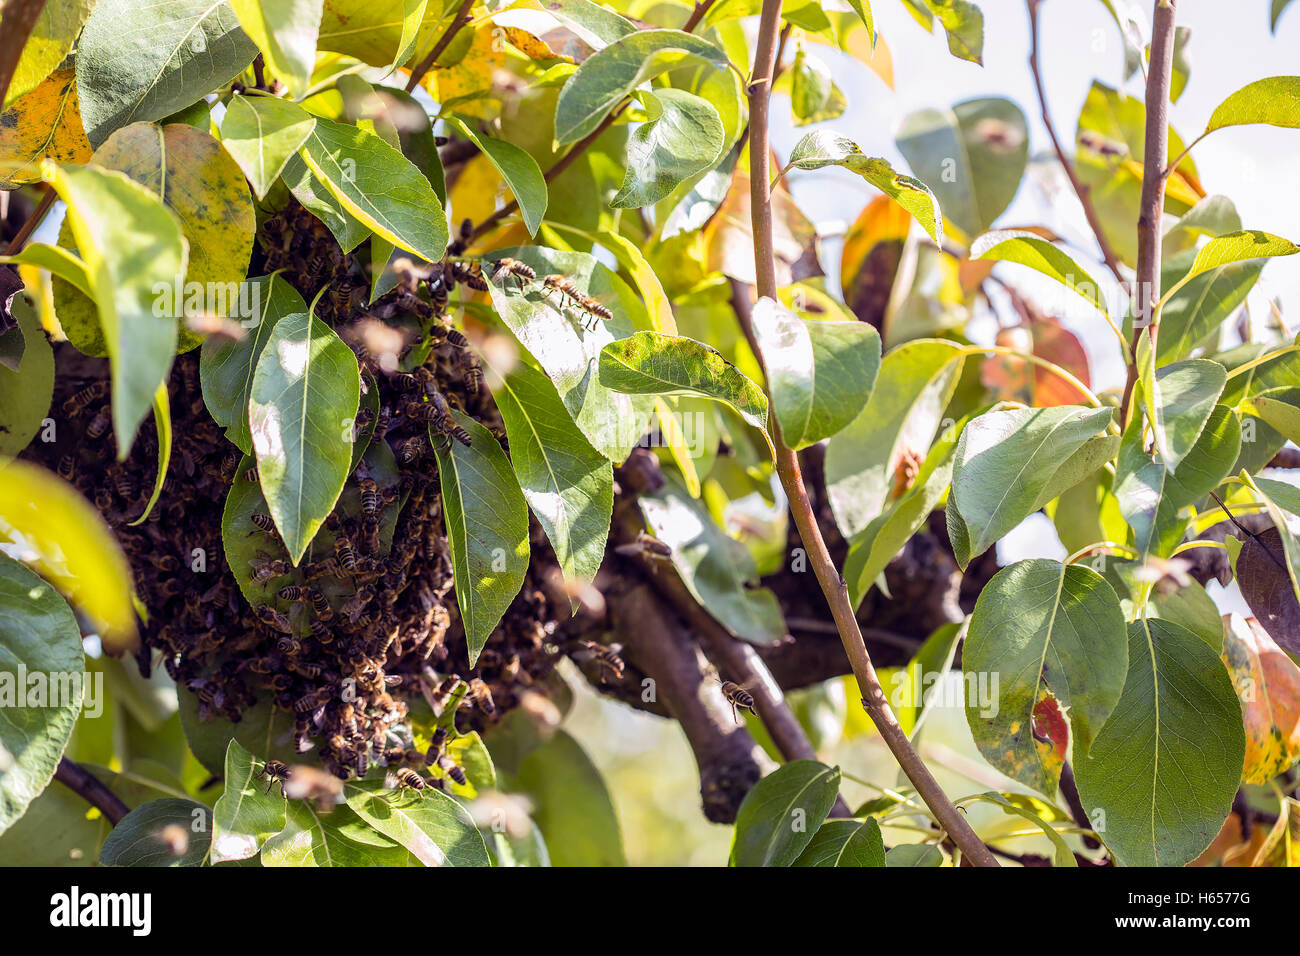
[1206,76,1300,134]
[99,798,212,866]
[211,740,287,863]
[1221,614,1300,785]
[220,95,317,200]
[729,761,841,867]
[229,0,323,97]
[0,69,91,187]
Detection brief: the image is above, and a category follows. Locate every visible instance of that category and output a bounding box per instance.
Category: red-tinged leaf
[839,195,909,330]
[1031,693,1069,784]
[1221,614,1300,785]
[982,317,1091,408]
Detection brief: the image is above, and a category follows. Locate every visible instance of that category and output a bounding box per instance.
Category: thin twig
[1120,0,1178,425]
[1025,0,1124,283]
[54,757,130,826]
[742,0,997,867]
[3,188,55,256]
[405,0,477,93]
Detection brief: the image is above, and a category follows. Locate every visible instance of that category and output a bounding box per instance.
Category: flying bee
[571,640,625,683]
[358,478,380,516]
[250,513,278,534]
[541,274,581,307]
[615,532,673,559]
[489,257,537,288]
[467,678,496,715]
[56,454,76,481]
[85,408,112,440]
[62,382,107,417]
[438,756,467,786]
[394,768,426,790]
[334,536,359,573]
[449,260,489,292]
[256,605,294,633]
[258,759,291,796]
[720,680,756,724]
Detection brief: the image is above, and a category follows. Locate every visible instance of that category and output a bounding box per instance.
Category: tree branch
[3,187,54,256]
[743,0,997,866]
[405,0,477,93]
[1121,0,1178,423]
[1025,0,1124,284]
[54,757,130,825]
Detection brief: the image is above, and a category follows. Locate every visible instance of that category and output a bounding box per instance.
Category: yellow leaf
[0,460,139,654]
[0,69,92,188]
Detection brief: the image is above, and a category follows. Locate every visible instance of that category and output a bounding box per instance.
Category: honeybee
[341,586,375,623]
[278,585,306,601]
[255,605,293,633]
[307,588,332,620]
[571,640,625,683]
[449,260,489,292]
[360,518,380,556]
[258,759,291,795]
[250,513,278,534]
[110,467,136,500]
[334,536,359,573]
[358,478,380,517]
[425,393,472,450]
[293,688,330,713]
[467,678,495,715]
[426,727,448,763]
[578,295,613,330]
[85,408,112,440]
[56,454,76,480]
[281,764,343,808]
[309,619,334,644]
[250,557,291,583]
[541,274,581,306]
[394,768,426,790]
[720,680,756,724]
[398,435,428,464]
[277,635,302,655]
[615,532,673,559]
[465,364,482,397]
[149,554,181,572]
[437,756,467,786]
[489,258,537,287]
[303,558,339,582]
[445,327,470,349]
[242,465,259,482]
[62,382,107,417]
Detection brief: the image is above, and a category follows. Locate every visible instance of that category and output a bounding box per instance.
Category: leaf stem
[742,0,998,867]
[3,188,56,256]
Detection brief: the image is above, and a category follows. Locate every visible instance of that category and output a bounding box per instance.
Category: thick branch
[1121,0,1178,422]
[744,0,997,866]
[54,757,129,825]
[1025,0,1124,283]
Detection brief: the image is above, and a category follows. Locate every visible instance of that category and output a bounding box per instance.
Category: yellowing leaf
[1222,615,1300,785]
[0,69,92,188]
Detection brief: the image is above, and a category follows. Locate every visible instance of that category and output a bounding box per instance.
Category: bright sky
[779,0,1300,393]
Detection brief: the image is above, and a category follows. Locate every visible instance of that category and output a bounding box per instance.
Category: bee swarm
[28,201,573,781]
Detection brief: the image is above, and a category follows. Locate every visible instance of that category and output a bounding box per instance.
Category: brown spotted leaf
[0,69,91,187]
[1221,614,1300,785]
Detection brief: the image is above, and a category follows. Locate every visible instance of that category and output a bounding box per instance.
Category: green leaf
[729,761,841,867]
[786,130,943,244]
[0,460,138,653]
[3,0,97,109]
[493,363,613,591]
[971,230,1106,314]
[220,95,317,200]
[1273,0,1297,32]
[199,274,308,454]
[262,801,418,866]
[531,0,637,49]
[0,244,90,298]
[1114,404,1240,563]
[611,89,724,209]
[178,693,299,776]
[791,818,885,866]
[640,476,787,644]
[299,117,448,260]
[1206,76,1300,134]
[750,297,881,449]
[54,122,256,356]
[1182,230,1300,281]
[788,46,846,126]
[50,163,187,458]
[446,118,547,235]
[211,740,287,863]
[229,0,323,97]
[1141,354,1226,475]
[99,798,213,866]
[315,0,430,68]
[76,0,258,147]
[885,843,944,866]
[553,29,728,145]
[896,97,1026,240]
[598,331,768,431]
[129,384,173,526]
[1246,387,1300,444]
[343,780,490,867]
[509,729,625,867]
[964,559,1128,797]
[434,411,530,666]
[1076,617,1245,867]
[481,246,655,461]
[1157,250,1261,365]
[949,405,1118,566]
[281,152,368,252]
[248,310,360,564]
[924,0,983,64]
[824,339,965,537]
[968,792,1076,867]
[0,554,83,837]
[0,292,54,461]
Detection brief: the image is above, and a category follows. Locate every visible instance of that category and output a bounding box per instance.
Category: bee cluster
[28,200,581,784]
